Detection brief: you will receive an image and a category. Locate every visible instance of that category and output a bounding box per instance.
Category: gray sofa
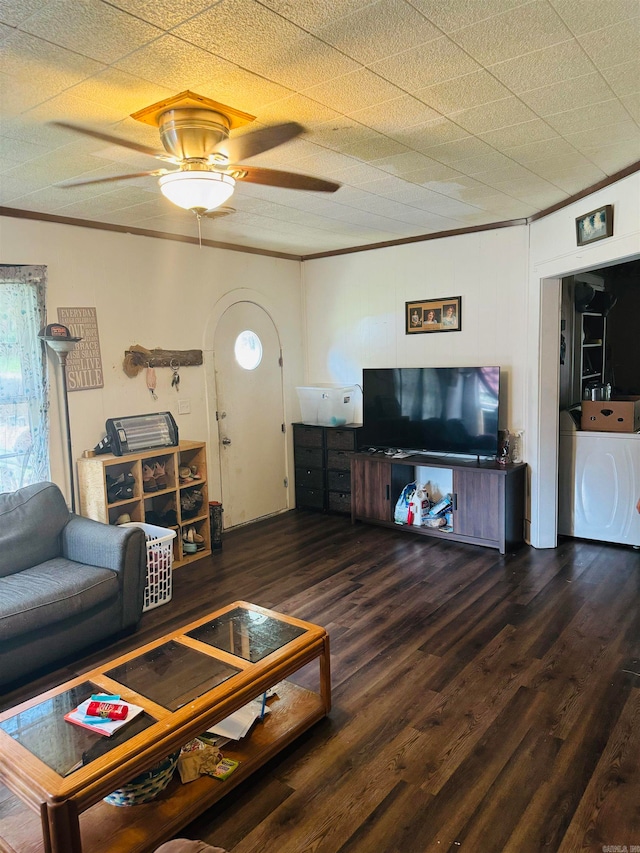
[0,481,147,690]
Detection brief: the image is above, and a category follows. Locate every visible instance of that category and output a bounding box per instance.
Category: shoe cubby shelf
[77,440,211,568]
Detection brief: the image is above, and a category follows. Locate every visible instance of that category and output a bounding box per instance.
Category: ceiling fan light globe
[159,170,235,212]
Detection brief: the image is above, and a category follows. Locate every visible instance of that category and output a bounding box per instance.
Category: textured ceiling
[1,0,639,257]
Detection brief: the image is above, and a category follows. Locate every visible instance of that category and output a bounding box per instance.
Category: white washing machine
[559,409,640,547]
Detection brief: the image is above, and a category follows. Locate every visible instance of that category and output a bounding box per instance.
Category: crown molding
[2,159,638,263]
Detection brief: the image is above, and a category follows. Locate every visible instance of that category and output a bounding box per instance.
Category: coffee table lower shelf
[0,681,326,853]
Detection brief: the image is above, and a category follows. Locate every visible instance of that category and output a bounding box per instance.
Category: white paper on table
[206,697,271,740]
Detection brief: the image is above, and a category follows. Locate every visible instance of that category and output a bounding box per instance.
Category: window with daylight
[0,265,49,492]
[234,330,263,371]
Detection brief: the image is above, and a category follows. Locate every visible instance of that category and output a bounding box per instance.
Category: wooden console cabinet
[351,453,526,554]
[78,440,211,568]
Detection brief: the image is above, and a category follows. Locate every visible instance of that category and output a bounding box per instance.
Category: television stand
[407,451,493,464]
[350,452,526,555]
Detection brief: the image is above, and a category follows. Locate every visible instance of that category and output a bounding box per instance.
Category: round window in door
[234,330,262,370]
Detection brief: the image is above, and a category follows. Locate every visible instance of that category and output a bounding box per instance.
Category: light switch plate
[178,399,191,414]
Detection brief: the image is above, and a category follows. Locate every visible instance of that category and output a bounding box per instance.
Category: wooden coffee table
[0,601,331,853]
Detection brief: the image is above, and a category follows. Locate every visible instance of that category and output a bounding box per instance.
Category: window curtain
[0,265,49,490]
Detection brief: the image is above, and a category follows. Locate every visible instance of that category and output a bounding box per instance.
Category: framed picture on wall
[575,205,613,246]
[406,296,461,334]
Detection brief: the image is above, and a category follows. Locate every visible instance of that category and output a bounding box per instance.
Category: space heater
[100,412,179,456]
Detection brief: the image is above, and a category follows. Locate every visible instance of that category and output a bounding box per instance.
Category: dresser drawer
[295,467,325,490]
[293,424,324,448]
[327,469,351,491]
[296,487,325,510]
[294,446,323,468]
[326,449,351,471]
[326,428,359,451]
[328,491,351,513]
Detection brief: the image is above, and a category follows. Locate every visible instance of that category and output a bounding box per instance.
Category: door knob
[222,437,231,445]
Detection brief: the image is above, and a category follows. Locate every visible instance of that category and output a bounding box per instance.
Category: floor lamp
[39,324,81,512]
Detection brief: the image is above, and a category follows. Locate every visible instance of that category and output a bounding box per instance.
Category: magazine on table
[64,694,144,737]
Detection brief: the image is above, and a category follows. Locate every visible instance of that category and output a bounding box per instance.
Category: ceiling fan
[53,90,341,216]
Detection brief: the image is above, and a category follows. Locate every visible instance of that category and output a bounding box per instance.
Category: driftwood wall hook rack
[123,345,203,378]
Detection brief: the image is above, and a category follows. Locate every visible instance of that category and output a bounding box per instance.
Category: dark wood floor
[2,511,639,852]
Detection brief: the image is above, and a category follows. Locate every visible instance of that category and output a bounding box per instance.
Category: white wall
[302,226,530,445]
[0,216,304,506]
[302,227,530,433]
[302,172,640,548]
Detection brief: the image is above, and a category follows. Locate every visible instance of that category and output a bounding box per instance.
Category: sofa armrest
[62,515,142,570]
[62,515,147,627]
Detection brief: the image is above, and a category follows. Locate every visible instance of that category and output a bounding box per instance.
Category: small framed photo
[406,296,461,334]
[576,204,613,246]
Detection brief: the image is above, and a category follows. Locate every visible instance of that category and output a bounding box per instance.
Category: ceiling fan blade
[236,165,340,193]
[51,121,171,161]
[220,121,304,164]
[59,169,169,188]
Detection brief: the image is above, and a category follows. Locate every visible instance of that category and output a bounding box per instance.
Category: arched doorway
[212,300,288,528]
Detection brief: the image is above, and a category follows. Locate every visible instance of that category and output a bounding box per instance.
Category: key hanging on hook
[170,359,180,392]
[146,362,157,400]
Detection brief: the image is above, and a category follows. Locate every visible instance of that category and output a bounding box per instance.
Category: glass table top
[0,681,156,777]
[105,639,241,711]
[0,606,311,778]
[187,607,307,662]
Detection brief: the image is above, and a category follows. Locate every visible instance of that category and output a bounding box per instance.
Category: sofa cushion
[0,558,119,641]
[0,482,70,578]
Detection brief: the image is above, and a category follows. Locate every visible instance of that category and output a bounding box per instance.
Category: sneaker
[106,471,135,489]
[107,483,134,503]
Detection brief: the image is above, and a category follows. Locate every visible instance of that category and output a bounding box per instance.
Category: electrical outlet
[178,399,191,415]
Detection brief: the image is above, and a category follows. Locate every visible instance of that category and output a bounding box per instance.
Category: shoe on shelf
[159,498,177,526]
[107,483,134,503]
[180,494,196,516]
[153,460,167,489]
[179,466,192,482]
[181,490,203,518]
[106,471,135,489]
[142,463,157,492]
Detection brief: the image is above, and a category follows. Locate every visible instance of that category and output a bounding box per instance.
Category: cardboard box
[581,396,640,432]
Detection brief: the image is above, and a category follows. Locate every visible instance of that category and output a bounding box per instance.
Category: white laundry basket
[121,522,176,611]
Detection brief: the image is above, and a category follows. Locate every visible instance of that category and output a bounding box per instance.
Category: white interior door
[213,302,287,528]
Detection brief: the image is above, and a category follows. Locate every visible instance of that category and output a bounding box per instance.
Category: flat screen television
[361,367,500,457]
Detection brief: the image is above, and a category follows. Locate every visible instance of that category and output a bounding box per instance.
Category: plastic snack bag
[394,482,416,524]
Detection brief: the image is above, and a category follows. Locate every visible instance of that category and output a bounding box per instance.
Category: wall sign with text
[57,307,104,390]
